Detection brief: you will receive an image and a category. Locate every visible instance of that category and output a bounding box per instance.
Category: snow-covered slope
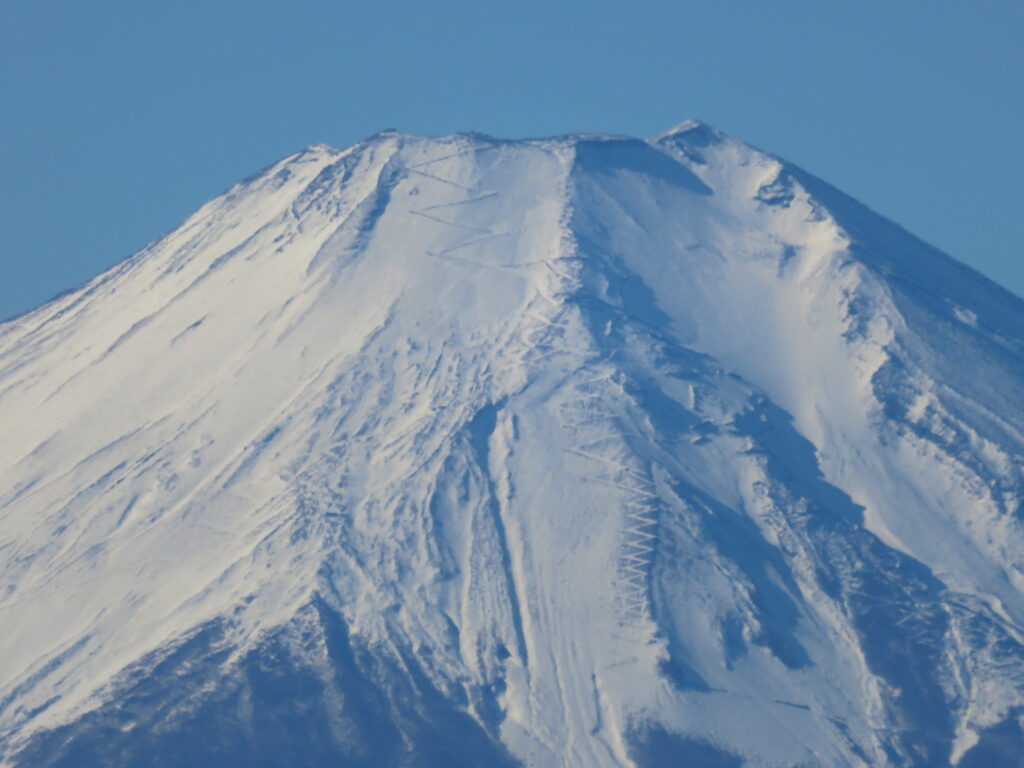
[2,122,1024,767]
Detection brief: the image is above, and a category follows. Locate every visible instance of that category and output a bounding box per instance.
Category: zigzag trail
[394,140,666,761]
[557,372,661,625]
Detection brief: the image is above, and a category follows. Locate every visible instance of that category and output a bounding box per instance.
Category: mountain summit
[2,124,1024,767]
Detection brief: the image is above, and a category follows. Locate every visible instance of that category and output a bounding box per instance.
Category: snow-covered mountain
[2,121,1024,767]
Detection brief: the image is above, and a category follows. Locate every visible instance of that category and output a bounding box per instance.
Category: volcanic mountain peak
[1,124,1023,767]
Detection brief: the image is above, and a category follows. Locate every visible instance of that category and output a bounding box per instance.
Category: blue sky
[2,0,1021,319]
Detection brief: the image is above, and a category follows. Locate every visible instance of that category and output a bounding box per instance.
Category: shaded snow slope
[2,123,1024,767]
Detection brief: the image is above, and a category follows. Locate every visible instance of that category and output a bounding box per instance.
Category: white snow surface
[2,123,1024,766]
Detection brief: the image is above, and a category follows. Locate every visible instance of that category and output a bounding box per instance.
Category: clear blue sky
[2,0,1021,319]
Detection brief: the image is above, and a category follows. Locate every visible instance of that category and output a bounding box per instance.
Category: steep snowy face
[2,124,1024,767]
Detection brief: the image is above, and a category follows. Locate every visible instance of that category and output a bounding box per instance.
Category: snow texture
[2,122,1024,767]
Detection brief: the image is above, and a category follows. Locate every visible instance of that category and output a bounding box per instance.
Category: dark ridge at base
[627,722,742,768]
[958,708,1024,768]
[10,598,518,768]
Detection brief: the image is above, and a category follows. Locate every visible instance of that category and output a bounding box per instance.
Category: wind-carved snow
[1,123,1024,767]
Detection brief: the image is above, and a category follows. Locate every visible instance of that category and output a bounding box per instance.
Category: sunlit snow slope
[2,122,1024,767]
